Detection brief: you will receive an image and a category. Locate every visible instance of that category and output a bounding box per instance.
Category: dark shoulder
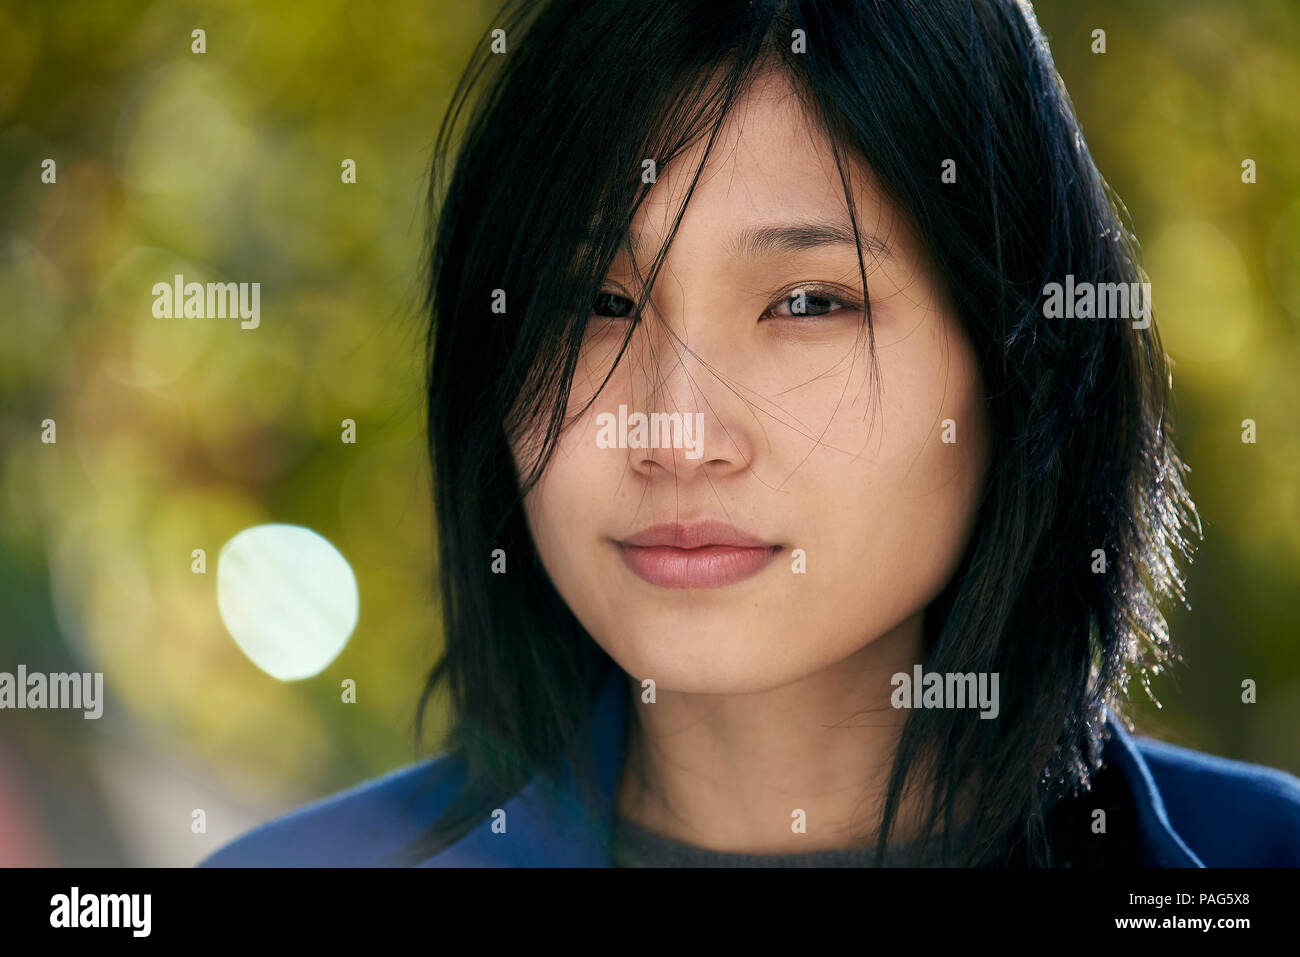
[199,751,466,867]
[1134,735,1300,867]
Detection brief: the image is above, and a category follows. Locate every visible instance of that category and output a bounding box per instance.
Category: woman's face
[512,70,991,694]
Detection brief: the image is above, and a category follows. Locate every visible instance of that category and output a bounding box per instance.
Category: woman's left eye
[763,286,858,320]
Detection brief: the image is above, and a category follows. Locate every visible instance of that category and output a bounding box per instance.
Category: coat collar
[424,664,1203,866]
[422,664,626,866]
[1101,708,1203,866]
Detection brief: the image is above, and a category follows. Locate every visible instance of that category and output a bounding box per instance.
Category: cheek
[512,397,627,622]
[517,423,600,564]
[784,313,988,634]
[510,323,649,621]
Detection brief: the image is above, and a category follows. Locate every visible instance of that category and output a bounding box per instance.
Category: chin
[624,660,797,696]
[597,620,810,696]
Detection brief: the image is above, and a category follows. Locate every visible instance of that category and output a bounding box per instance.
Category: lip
[614,521,781,589]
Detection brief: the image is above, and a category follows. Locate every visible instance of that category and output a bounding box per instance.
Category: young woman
[204,0,1300,867]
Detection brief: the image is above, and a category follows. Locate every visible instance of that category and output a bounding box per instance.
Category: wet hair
[410,0,1199,866]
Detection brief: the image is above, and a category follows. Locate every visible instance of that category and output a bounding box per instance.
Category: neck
[614,613,933,854]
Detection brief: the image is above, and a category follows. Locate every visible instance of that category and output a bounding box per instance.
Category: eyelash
[591,284,862,321]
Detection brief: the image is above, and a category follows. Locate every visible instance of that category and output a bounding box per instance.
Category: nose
[623,319,756,482]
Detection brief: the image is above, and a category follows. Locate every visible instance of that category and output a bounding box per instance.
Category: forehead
[631,68,880,248]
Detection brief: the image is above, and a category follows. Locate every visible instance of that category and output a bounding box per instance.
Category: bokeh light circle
[216,524,359,680]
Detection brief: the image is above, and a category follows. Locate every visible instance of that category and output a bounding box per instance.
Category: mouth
[613,521,782,589]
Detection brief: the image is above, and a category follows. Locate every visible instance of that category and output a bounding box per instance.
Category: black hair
[410,0,1199,866]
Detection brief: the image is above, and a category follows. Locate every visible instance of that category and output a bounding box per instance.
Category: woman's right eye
[592,290,637,319]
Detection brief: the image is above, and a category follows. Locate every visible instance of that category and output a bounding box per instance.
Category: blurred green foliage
[1032,0,1300,774]
[1,0,497,861]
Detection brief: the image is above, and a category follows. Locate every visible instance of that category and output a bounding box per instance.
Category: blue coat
[201,665,1300,867]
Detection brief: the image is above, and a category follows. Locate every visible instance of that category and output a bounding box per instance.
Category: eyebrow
[617,220,891,262]
[726,221,891,261]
